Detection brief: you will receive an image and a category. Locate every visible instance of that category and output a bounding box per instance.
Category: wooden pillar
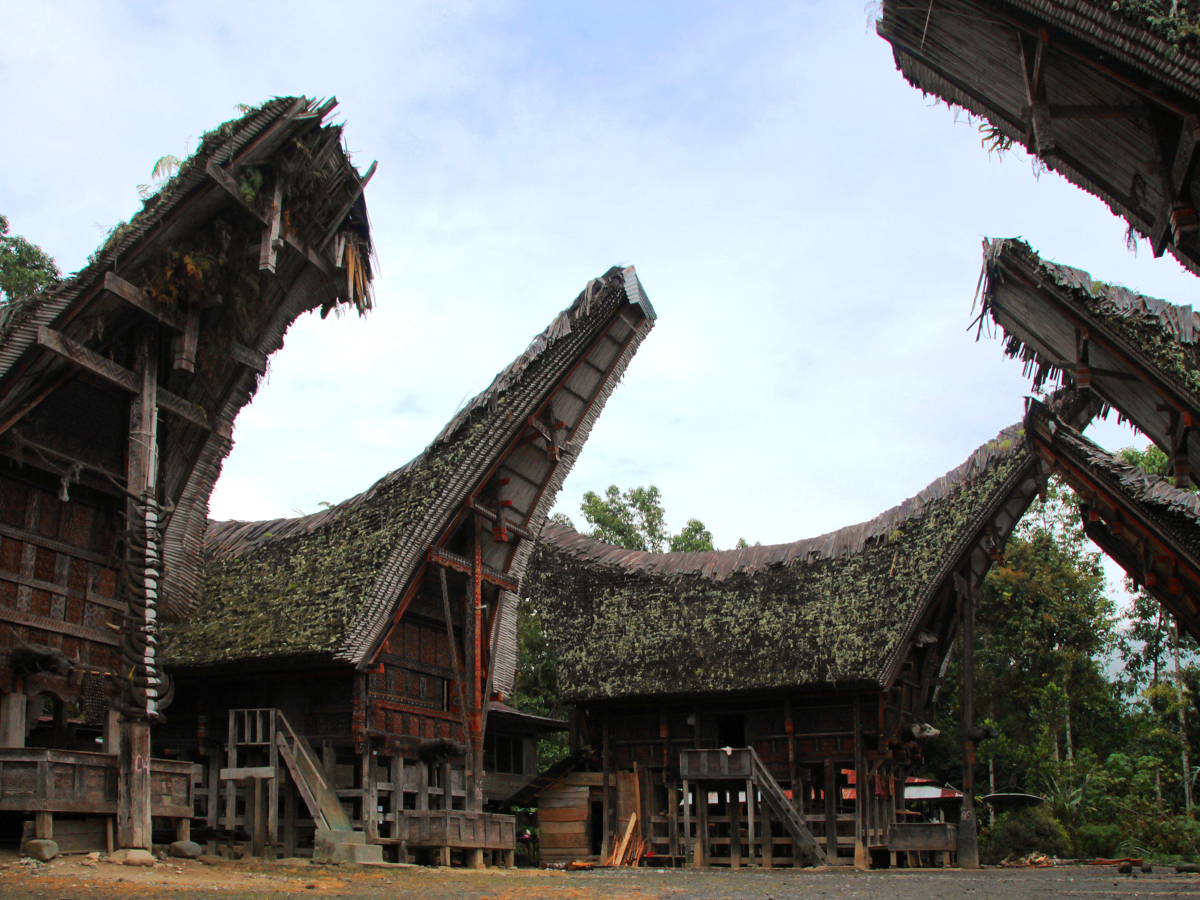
[362,749,378,839]
[667,782,679,859]
[745,778,755,867]
[682,780,692,864]
[467,516,485,813]
[601,709,611,860]
[117,718,152,849]
[697,784,709,867]
[418,761,429,811]
[824,761,837,863]
[0,691,25,748]
[117,332,159,850]
[762,803,773,869]
[250,777,266,857]
[282,780,297,857]
[103,709,120,755]
[35,811,52,840]
[729,787,741,869]
[958,581,980,869]
[175,817,190,843]
[853,698,867,869]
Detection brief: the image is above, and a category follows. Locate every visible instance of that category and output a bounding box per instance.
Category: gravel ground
[2,851,1199,900]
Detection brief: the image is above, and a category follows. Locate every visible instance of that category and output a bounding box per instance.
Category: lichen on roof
[525,427,1029,701]
[981,238,1200,401]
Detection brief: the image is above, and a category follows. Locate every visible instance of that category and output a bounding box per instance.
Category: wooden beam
[1045,103,1141,119]
[319,160,378,251]
[1020,30,1054,157]
[36,326,226,435]
[439,566,472,741]
[37,326,137,392]
[426,546,518,593]
[173,307,201,373]
[467,499,533,540]
[230,341,268,373]
[103,272,185,332]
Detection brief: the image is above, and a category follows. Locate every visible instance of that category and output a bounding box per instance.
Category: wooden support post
[824,761,837,864]
[468,847,485,869]
[34,811,52,840]
[959,581,980,869]
[503,848,515,868]
[745,778,755,867]
[729,787,741,869]
[438,845,450,867]
[683,779,693,866]
[283,780,296,857]
[0,691,25,748]
[103,709,120,756]
[250,776,266,858]
[668,782,679,860]
[117,332,158,850]
[601,710,611,860]
[697,784,709,867]
[762,803,774,869]
[854,699,868,870]
[467,515,485,813]
[362,750,378,840]
[175,817,190,843]
[418,761,429,811]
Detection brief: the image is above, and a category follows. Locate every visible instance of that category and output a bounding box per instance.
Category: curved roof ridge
[204,266,651,562]
[540,420,1026,580]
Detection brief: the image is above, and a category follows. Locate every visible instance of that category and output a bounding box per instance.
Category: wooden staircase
[273,711,353,832]
[747,747,827,865]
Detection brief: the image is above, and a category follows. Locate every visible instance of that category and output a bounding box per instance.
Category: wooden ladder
[747,747,827,865]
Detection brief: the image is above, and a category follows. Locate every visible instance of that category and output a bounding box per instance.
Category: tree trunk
[1064,682,1074,762]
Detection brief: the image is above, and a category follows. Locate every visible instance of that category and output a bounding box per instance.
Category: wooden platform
[0,748,193,817]
[396,810,516,850]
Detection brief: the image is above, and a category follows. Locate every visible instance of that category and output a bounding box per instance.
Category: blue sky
[2,2,1196,598]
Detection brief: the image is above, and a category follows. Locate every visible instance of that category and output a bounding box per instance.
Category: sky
[2,1,1198,606]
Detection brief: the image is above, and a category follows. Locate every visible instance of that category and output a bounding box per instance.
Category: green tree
[579,484,714,552]
[0,214,59,303]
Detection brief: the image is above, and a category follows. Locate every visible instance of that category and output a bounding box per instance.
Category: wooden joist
[35,327,229,436]
[466,499,533,540]
[230,341,268,373]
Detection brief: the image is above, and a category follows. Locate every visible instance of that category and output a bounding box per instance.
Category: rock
[1117,862,1133,874]
[22,839,58,862]
[1176,863,1200,874]
[1142,865,1153,873]
[123,849,155,867]
[169,841,201,859]
[104,850,128,865]
[86,852,101,861]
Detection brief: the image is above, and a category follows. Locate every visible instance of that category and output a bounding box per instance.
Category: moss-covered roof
[524,425,1032,701]
[163,267,652,668]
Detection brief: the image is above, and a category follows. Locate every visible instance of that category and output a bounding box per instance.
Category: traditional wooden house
[520,399,1093,869]
[154,266,655,864]
[878,0,1200,271]
[0,96,376,852]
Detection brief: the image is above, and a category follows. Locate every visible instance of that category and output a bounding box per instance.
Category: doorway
[716,714,745,748]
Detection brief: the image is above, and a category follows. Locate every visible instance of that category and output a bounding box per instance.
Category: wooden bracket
[173,307,201,373]
[230,341,268,373]
[1020,29,1055,157]
[426,545,518,593]
[103,272,186,331]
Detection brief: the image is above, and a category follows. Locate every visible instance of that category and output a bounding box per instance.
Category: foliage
[579,484,714,552]
[0,214,59,303]
[979,806,1069,863]
[509,595,569,767]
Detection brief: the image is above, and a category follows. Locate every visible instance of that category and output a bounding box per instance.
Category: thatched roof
[980,237,1200,477]
[878,0,1200,274]
[1024,398,1200,637]
[524,421,1044,701]
[0,96,374,619]
[164,267,655,672]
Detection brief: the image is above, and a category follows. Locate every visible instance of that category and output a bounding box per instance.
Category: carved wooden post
[118,333,158,850]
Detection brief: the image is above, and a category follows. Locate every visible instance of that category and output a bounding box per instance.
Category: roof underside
[525,423,1035,701]
[981,237,1200,477]
[878,0,1200,275]
[164,268,655,669]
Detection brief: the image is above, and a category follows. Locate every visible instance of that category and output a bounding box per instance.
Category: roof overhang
[1025,399,1200,641]
[879,0,1200,273]
[980,238,1200,484]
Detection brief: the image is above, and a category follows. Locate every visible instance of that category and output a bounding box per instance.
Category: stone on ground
[123,848,156,867]
[22,839,57,862]
[170,840,202,859]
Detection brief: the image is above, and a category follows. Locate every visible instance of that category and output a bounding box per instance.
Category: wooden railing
[0,748,192,817]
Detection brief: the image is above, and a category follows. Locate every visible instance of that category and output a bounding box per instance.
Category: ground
[2,853,1200,900]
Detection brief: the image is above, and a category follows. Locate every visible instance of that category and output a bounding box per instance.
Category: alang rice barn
[6,0,1200,872]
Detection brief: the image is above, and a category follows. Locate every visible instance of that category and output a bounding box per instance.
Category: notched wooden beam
[230,341,268,373]
[426,545,518,592]
[103,272,185,331]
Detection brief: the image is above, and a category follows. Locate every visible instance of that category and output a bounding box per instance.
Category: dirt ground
[3,852,1200,900]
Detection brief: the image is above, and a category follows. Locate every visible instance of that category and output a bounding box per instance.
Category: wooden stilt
[175,817,190,843]
[958,578,980,869]
[729,787,741,869]
[824,762,837,864]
